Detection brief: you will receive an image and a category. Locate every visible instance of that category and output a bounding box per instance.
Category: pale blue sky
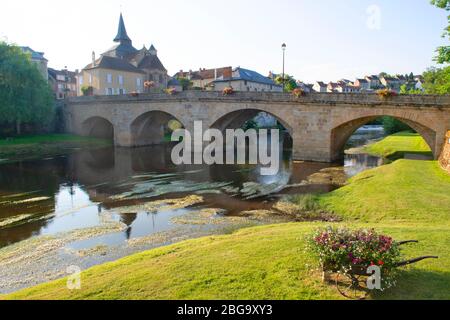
[0,0,448,82]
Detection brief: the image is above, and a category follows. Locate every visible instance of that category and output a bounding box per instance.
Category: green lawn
[2,133,450,300]
[363,131,433,160]
[0,134,112,161]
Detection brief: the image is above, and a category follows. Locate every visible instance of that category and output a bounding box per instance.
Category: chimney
[214,68,218,80]
[92,51,96,67]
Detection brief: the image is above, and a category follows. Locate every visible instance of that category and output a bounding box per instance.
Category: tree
[431,0,450,63]
[382,116,412,135]
[422,66,450,94]
[176,77,193,91]
[0,42,54,135]
[275,74,297,92]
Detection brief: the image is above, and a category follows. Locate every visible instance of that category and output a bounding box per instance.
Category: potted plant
[377,88,397,100]
[130,91,139,97]
[292,88,305,98]
[81,85,94,96]
[222,86,234,96]
[307,226,438,299]
[165,87,177,95]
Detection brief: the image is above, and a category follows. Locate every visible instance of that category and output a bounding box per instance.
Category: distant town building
[354,78,370,91]
[380,76,402,92]
[48,68,78,99]
[211,67,282,92]
[174,67,232,89]
[365,75,382,89]
[20,46,48,81]
[414,75,425,91]
[312,81,327,93]
[296,81,314,93]
[77,13,171,96]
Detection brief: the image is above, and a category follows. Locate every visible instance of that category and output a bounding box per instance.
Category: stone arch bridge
[64,91,450,163]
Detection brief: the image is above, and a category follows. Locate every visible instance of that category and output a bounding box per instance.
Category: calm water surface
[0,127,385,249]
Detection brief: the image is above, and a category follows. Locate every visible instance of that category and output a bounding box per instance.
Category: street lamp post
[282,43,287,92]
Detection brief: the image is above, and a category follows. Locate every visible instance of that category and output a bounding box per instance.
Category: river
[0,126,385,293]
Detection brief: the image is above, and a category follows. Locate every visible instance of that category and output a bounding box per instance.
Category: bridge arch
[130,110,185,147]
[330,113,437,161]
[210,109,293,136]
[82,117,114,140]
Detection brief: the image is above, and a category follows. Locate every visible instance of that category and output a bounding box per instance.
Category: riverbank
[363,131,433,160]
[0,134,112,163]
[4,158,449,300]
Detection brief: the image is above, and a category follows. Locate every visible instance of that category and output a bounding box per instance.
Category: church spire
[114,13,132,43]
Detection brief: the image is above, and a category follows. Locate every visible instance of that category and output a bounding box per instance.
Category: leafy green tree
[0,42,54,135]
[176,77,193,91]
[275,74,297,92]
[382,116,412,135]
[422,66,450,94]
[431,0,450,63]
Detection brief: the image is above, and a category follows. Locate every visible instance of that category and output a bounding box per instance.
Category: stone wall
[439,131,450,174]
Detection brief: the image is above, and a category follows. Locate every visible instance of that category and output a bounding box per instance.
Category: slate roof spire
[114,13,132,44]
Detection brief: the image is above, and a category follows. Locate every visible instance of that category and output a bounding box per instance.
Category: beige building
[212,67,282,92]
[174,67,232,89]
[77,14,170,96]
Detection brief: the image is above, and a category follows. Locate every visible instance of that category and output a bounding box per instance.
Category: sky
[0,0,448,83]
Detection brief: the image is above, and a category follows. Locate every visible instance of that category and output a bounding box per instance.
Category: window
[79,76,83,86]
[107,74,112,83]
[107,88,113,95]
[119,88,125,95]
[89,74,92,84]
[149,74,154,81]
[118,75,124,85]
[159,75,163,83]
[57,75,65,81]
[137,78,142,87]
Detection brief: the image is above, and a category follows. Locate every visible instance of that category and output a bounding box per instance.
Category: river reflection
[0,128,385,249]
[0,128,390,293]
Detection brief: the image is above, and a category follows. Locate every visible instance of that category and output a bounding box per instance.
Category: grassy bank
[4,158,450,300]
[363,131,432,160]
[3,132,450,300]
[0,134,112,162]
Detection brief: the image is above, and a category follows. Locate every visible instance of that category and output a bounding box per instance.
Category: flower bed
[376,88,398,99]
[308,227,402,289]
[292,88,305,98]
[222,87,234,96]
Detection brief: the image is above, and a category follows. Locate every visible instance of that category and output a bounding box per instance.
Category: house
[327,82,339,93]
[77,13,170,96]
[354,79,370,91]
[313,81,327,93]
[211,67,282,92]
[48,68,78,99]
[380,76,402,92]
[296,81,314,93]
[414,75,425,91]
[365,75,382,89]
[20,46,48,81]
[174,67,232,89]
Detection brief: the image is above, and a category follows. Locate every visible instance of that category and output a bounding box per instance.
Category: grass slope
[363,131,432,160]
[4,160,450,300]
[0,134,112,161]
